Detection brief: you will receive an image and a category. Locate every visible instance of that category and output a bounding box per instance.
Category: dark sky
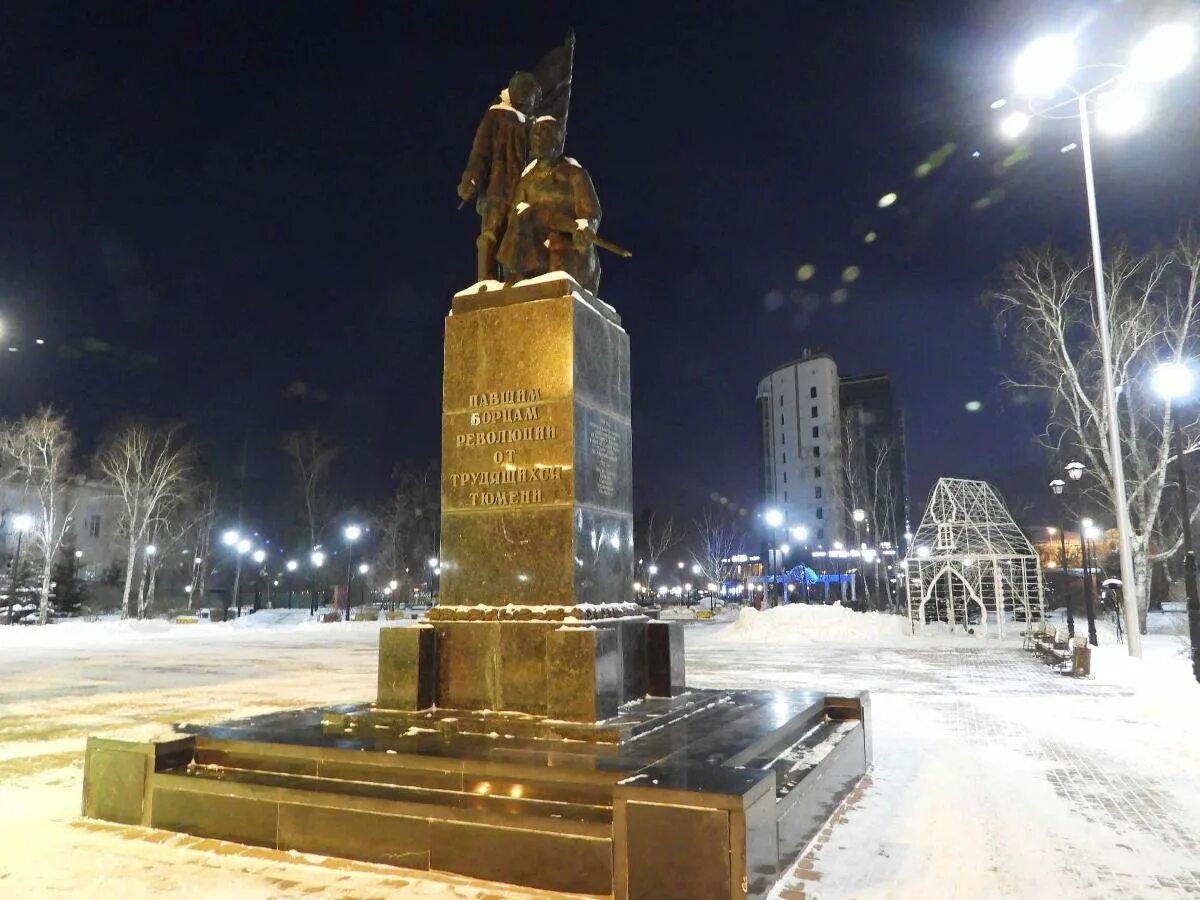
[1,0,1198,534]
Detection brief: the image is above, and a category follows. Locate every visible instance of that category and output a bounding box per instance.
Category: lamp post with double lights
[998,22,1197,657]
[1152,361,1200,682]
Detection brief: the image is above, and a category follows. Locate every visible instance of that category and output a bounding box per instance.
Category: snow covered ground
[0,606,1197,898]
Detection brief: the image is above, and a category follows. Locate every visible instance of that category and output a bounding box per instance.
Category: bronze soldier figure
[457,72,542,282]
[497,117,603,294]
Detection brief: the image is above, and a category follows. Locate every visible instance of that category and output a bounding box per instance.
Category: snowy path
[685,633,1200,899]
[0,620,1198,898]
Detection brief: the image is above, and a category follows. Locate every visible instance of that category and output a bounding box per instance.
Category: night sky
[1,0,1198,533]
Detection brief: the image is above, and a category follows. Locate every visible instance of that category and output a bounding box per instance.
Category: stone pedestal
[423,276,642,717]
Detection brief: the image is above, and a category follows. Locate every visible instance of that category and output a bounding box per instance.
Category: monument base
[82,683,870,899]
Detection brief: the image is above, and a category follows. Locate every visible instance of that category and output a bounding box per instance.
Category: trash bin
[1072,645,1092,677]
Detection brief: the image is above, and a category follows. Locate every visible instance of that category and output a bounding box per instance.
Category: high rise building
[839,373,909,549]
[756,353,844,546]
[756,355,908,551]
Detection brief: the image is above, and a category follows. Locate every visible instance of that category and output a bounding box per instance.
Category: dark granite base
[83,688,869,899]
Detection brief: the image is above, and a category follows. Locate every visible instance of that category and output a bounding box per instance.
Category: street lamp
[1153,360,1200,683]
[342,524,363,621]
[764,508,783,607]
[1060,465,1099,645]
[999,22,1197,658]
[1048,478,1076,638]
[309,549,326,616]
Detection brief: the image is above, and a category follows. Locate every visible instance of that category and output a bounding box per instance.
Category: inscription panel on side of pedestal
[441,295,577,608]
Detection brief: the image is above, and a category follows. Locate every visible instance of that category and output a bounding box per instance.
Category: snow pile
[713,603,912,644]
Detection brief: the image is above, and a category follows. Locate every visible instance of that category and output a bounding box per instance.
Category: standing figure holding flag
[457,33,575,282]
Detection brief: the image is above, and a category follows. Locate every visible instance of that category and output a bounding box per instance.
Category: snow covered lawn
[0,607,1197,898]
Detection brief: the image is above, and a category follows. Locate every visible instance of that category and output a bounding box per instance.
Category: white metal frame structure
[906,478,1045,638]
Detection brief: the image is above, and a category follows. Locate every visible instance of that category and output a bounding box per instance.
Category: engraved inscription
[470,489,543,506]
[447,385,564,507]
[456,425,557,447]
[468,388,542,407]
[588,418,620,499]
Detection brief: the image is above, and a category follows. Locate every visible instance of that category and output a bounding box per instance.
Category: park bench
[1022,620,1053,651]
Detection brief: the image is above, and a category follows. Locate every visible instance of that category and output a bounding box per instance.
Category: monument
[81,36,870,899]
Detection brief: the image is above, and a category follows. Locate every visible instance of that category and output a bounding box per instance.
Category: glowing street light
[145,544,157,557]
[1096,88,1149,136]
[1129,22,1196,82]
[999,110,1030,139]
[764,509,784,528]
[852,509,866,524]
[343,524,363,543]
[310,550,326,567]
[252,549,266,564]
[285,559,299,572]
[1152,361,1195,400]
[221,529,239,547]
[648,564,658,575]
[236,538,252,555]
[358,563,370,575]
[1013,34,1076,96]
[791,526,808,542]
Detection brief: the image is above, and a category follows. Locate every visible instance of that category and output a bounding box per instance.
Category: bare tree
[841,410,903,610]
[638,509,675,589]
[97,422,194,619]
[282,429,340,548]
[372,462,439,605]
[187,483,218,610]
[0,407,78,625]
[689,507,744,604]
[992,236,1200,636]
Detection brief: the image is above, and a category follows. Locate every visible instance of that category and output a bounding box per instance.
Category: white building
[756,353,844,547]
[0,478,126,580]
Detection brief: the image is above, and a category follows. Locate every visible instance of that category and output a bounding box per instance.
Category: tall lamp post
[998,22,1197,658]
[1152,361,1200,683]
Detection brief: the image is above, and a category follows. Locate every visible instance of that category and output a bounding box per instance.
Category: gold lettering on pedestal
[468,388,542,407]
[448,386,563,507]
[469,489,544,506]
[456,425,557,448]
[450,466,564,487]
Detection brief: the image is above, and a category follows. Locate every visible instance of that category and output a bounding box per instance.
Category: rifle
[543,213,632,258]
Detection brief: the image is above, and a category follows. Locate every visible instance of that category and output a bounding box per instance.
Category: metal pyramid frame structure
[906,477,1045,638]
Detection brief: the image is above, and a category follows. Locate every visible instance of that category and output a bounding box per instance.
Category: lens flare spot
[863,231,877,244]
[795,264,816,282]
[831,288,850,304]
[965,400,983,412]
[877,192,897,209]
[841,266,861,284]
[764,289,785,311]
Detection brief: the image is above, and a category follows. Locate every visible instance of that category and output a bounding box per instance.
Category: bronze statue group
[456,34,625,295]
